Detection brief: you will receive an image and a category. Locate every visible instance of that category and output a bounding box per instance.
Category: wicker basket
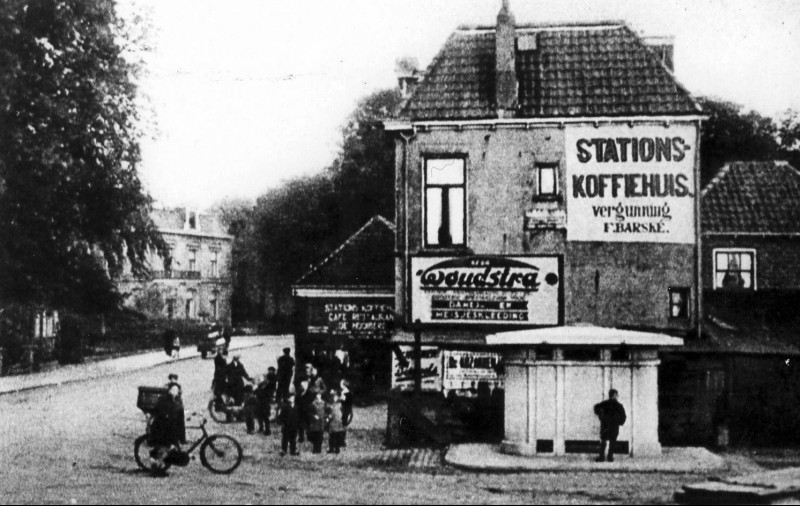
[137,386,167,414]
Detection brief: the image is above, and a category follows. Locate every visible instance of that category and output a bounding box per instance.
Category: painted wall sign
[411,256,561,325]
[306,298,394,340]
[391,345,442,391]
[565,124,697,244]
[443,351,503,392]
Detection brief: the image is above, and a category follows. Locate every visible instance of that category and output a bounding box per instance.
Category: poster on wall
[443,351,503,392]
[565,124,697,243]
[411,256,561,325]
[391,345,442,391]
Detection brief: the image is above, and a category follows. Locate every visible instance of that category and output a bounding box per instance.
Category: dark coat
[150,392,186,446]
[307,375,327,397]
[306,397,326,432]
[594,399,627,439]
[225,360,251,399]
[213,353,227,395]
[280,402,301,434]
[277,355,295,381]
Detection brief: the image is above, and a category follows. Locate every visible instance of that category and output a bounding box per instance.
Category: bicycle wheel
[133,434,172,473]
[208,398,231,424]
[199,435,243,474]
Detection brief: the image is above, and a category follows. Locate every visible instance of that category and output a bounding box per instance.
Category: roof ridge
[457,19,626,31]
[294,215,393,285]
[701,162,735,199]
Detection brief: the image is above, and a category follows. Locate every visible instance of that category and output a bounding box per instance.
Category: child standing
[307,391,326,454]
[255,371,276,435]
[243,382,259,434]
[326,391,346,454]
[279,393,300,456]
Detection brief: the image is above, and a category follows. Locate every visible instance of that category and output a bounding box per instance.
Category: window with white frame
[536,164,558,198]
[210,251,218,278]
[425,157,465,247]
[713,249,756,290]
[188,249,197,272]
[185,290,196,318]
[210,290,219,320]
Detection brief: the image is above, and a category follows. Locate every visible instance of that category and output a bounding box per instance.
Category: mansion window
[210,251,218,278]
[185,290,196,319]
[425,157,465,247]
[713,249,756,290]
[188,249,197,272]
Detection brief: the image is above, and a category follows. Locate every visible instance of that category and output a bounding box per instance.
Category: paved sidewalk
[445,443,727,474]
[0,335,278,396]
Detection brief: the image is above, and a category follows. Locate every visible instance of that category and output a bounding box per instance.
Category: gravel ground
[0,337,763,504]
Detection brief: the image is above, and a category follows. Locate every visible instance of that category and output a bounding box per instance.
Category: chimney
[395,57,421,99]
[495,0,517,118]
[642,35,675,72]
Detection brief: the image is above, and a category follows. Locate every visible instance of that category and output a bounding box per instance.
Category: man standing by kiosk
[594,389,627,462]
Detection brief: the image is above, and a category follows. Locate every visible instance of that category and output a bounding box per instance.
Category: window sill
[416,246,473,256]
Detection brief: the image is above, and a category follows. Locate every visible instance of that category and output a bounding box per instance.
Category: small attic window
[517,33,539,52]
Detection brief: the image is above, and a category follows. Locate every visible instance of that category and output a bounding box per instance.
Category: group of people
[279,360,353,457]
[211,345,354,457]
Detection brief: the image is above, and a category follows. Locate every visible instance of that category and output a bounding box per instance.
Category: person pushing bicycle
[148,383,186,475]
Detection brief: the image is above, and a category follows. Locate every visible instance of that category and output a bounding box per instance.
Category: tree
[698,97,781,187]
[0,0,166,314]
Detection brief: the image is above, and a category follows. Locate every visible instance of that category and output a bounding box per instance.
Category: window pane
[740,273,752,289]
[426,188,442,245]
[740,253,752,270]
[715,273,727,288]
[540,167,556,194]
[449,188,465,245]
[427,159,464,185]
[716,253,728,271]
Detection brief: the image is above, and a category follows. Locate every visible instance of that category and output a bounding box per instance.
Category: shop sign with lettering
[411,256,561,325]
[565,124,697,243]
[306,298,394,340]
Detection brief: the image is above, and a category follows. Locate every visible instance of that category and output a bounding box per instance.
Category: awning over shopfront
[485,325,684,347]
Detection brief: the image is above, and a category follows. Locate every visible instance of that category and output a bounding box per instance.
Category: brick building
[659,161,800,446]
[385,1,704,455]
[117,208,233,324]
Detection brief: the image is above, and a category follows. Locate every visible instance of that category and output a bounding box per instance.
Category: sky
[121,0,800,209]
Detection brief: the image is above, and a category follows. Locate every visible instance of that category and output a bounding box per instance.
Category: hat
[215,338,226,347]
[168,373,178,381]
[283,347,291,353]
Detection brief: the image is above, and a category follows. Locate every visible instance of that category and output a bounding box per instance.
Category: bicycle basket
[137,386,168,413]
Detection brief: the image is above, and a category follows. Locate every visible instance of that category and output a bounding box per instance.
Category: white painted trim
[159,229,234,241]
[292,287,394,298]
[384,116,706,131]
[486,326,684,347]
[711,247,757,291]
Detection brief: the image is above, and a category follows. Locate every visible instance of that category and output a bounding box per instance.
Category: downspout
[399,130,416,327]
[694,120,703,339]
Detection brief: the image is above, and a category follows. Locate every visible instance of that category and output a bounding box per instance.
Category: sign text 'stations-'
[566,125,697,244]
[306,298,393,340]
[411,256,561,326]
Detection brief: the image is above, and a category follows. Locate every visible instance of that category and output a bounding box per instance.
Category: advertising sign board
[410,256,561,325]
[565,124,697,243]
[443,351,503,392]
[391,345,442,391]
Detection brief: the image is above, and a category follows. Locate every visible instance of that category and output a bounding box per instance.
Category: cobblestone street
[0,336,753,504]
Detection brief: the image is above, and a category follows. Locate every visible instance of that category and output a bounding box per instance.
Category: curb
[0,341,266,397]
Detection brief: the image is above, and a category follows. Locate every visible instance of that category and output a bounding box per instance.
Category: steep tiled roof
[701,161,800,234]
[400,22,700,121]
[294,215,395,288]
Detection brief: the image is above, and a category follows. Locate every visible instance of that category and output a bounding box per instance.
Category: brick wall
[702,236,800,291]
[396,124,697,332]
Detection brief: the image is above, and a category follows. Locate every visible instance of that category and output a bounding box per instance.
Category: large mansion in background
[117,208,233,324]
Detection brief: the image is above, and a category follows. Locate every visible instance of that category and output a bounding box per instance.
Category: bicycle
[208,390,282,424]
[134,413,243,474]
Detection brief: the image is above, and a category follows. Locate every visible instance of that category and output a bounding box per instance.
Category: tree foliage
[0,0,166,313]
[235,88,402,322]
[698,97,799,187]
